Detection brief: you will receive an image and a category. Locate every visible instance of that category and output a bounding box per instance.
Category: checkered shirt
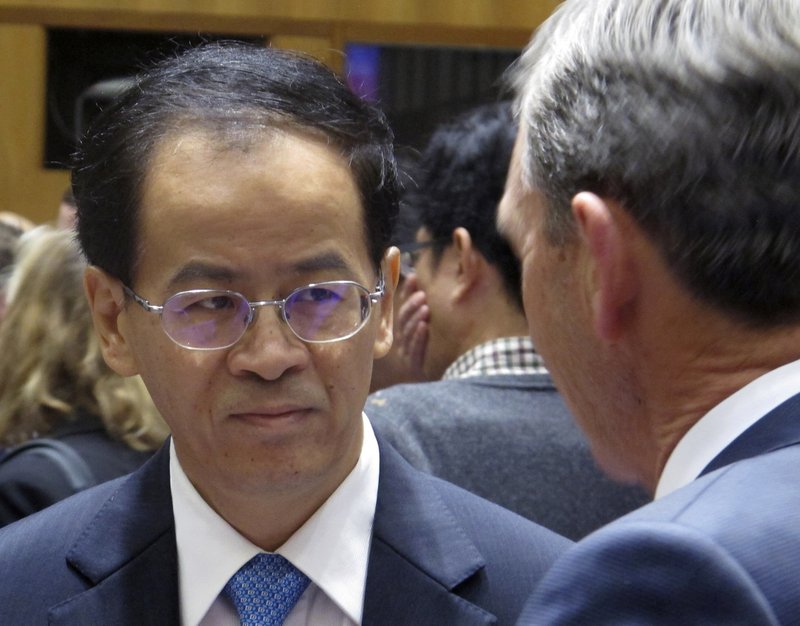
[442,336,548,380]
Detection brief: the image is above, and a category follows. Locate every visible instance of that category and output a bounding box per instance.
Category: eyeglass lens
[398,239,441,275]
[161,283,371,349]
[399,252,415,276]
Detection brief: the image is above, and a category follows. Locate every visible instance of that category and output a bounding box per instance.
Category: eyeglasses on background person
[122,273,384,350]
[398,240,446,276]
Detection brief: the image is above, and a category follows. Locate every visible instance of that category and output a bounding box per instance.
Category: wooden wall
[0,0,560,223]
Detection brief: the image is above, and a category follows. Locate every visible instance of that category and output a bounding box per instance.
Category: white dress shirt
[171,413,380,626]
[656,357,800,499]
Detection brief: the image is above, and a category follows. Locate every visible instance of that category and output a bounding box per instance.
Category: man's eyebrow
[291,251,352,274]
[165,252,355,289]
[166,262,237,289]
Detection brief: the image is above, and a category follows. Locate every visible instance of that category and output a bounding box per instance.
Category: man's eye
[199,295,237,310]
[294,287,343,303]
[178,294,238,313]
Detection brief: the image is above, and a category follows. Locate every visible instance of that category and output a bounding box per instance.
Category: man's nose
[226,305,310,380]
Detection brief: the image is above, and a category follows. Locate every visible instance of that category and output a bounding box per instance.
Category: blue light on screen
[345,43,381,102]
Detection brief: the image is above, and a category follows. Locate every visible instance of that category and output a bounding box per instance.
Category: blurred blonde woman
[0,226,168,526]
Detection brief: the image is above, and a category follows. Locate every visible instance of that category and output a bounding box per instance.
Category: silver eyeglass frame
[122,271,385,350]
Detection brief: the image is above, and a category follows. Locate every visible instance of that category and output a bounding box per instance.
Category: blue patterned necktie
[224,553,311,626]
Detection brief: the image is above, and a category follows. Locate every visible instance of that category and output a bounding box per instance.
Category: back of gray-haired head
[513,0,800,326]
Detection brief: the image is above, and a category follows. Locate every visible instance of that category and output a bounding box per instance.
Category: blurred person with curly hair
[0,226,168,526]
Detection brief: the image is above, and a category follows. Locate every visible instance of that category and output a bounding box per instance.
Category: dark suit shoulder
[518,445,800,624]
[367,375,561,421]
[0,473,125,545]
[0,424,153,527]
[429,469,571,561]
[367,375,574,460]
[519,518,780,625]
[0,446,87,525]
[58,428,152,483]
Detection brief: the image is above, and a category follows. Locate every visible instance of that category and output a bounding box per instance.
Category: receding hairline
[128,118,375,284]
[148,109,348,154]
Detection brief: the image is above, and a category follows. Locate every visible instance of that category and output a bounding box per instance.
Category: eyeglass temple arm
[370,270,385,301]
[122,284,164,314]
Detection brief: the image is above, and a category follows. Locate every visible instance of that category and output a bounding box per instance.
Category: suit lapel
[47,437,500,624]
[363,438,496,625]
[49,443,180,625]
[702,391,800,476]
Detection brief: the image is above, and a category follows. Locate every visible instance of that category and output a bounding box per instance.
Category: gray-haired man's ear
[572,192,639,343]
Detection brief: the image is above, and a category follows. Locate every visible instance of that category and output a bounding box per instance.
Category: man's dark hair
[407,102,522,308]
[72,42,399,286]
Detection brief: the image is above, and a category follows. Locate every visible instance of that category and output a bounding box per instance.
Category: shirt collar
[171,413,380,625]
[656,357,800,499]
[442,336,548,380]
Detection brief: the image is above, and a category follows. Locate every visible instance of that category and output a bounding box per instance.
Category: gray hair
[512,0,800,326]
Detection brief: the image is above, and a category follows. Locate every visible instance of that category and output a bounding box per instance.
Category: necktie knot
[224,553,310,626]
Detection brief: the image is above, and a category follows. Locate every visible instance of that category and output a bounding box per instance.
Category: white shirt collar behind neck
[171,413,380,626]
[656,357,800,499]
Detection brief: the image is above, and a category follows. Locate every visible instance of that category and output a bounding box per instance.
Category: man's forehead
[498,137,529,222]
[510,127,532,190]
[149,125,275,167]
[133,126,372,286]
[141,125,357,207]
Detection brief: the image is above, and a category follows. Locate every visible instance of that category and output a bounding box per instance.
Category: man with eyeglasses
[368,103,647,541]
[0,43,570,625]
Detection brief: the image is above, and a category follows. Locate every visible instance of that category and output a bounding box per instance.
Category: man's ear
[572,192,638,342]
[373,247,400,358]
[452,227,483,301]
[83,265,140,376]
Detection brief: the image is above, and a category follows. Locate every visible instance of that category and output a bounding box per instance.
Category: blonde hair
[0,226,168,449]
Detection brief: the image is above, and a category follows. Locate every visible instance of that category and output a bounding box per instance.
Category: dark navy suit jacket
[517,393,800,625]
[0,436,570,625]
[0,412,153,527]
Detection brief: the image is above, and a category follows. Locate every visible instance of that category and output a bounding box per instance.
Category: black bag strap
[0,438,96,492]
